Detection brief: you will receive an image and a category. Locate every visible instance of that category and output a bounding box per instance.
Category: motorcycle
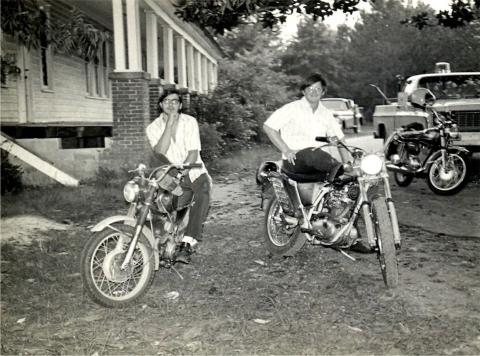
[80,162,202,308]
[257,137,401,288]
[384,88,470,195]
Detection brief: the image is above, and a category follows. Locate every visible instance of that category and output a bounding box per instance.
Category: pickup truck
[373,66,480,151]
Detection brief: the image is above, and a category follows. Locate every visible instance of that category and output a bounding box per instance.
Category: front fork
[120,182,158,270]
[359,175,401,249]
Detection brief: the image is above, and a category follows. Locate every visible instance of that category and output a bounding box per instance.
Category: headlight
[360,154,383,175]
[123,181,140,202]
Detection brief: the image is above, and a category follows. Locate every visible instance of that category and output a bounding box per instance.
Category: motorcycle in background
[384,88,471,195]
[257,137,401,288]
[80,162,201,308]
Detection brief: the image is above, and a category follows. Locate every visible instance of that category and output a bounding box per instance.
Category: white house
[0,0,223,185]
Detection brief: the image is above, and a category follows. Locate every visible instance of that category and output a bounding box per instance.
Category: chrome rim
[89,232,152,301]
[429,154,466,191]
[267,200,296,247]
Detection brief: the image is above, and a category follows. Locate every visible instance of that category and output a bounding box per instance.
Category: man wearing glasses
[146,88,211,262]
[263,72,350,182]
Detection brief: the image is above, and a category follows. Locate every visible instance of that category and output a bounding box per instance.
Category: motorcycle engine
[311,183,358,243]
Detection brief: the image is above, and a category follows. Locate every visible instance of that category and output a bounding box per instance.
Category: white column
[208,61,216,91]
[162,25,174,83]
[186,43,196,91]
[112,0,126,71]
[201,56,208,93]
[176,36,187,88]
[126,0,141,71]
[195,50,202,93]
[146,11,158,78]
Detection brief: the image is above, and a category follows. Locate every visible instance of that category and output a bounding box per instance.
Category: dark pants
[282,147,343,181]
[182,173,211,241]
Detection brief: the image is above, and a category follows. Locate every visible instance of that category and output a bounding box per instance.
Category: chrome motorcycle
[257,137,401,288]
[384,89,470,195]
[80,162,201,308]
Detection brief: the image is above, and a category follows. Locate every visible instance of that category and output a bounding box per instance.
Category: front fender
[91,215,159,270]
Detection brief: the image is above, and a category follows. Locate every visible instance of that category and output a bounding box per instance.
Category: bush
[1,151,23,195]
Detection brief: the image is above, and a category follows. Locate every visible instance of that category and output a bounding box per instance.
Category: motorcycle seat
[281,169,328,183]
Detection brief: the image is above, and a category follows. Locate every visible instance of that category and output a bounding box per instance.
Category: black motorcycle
[384,89,470,195]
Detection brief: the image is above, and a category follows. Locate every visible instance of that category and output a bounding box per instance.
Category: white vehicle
[373,63,480,151]
[321,98,362,133]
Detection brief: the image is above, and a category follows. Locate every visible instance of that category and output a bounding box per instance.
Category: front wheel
[394,172,414,187]
[80,225,155,308]
[372,197,399,288]
[264,197,306,257]
[427,152,469,195]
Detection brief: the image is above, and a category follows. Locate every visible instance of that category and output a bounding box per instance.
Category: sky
[280,0,454,40]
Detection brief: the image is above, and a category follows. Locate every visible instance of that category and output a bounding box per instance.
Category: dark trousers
[282,147,343,181]
[182,173,211,240]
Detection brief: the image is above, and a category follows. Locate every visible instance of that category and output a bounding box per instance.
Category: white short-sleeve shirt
[264,97,344,152]
[146,113,208,182]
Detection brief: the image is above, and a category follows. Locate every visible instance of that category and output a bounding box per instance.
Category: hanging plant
[1,53,22,85]
[1,0,110,61]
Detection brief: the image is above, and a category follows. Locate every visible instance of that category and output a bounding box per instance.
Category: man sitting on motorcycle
[263,72,350,182]
[147,88,212,262]
[263,72,371,253]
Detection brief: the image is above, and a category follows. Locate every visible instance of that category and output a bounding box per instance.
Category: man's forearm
[263,125,290,153]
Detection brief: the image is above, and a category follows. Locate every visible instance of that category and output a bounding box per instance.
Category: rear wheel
[372,197,399,288]
[394,172,414,187]
[80,225,155,308]
[264,197,306,257]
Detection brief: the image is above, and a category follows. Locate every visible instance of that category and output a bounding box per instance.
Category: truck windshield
[321,100,350,110]
[418,75,480,100]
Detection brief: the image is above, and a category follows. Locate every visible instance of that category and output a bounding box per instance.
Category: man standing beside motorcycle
[146,88,212,260]
[263,72,371,252]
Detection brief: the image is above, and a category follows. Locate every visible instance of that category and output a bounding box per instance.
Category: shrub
[1,151,23,195]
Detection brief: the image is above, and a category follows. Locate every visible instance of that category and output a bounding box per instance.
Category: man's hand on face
[284,149,297,165]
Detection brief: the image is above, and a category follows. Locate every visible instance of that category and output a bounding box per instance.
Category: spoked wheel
[264,197,306,257]
[371,196,399,288]
[394,172,414,187]
[80,225,155,308]
[427,153,469,195]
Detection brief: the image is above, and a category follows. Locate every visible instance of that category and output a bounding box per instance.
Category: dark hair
[300,73,327,91]
[158,88,183,113]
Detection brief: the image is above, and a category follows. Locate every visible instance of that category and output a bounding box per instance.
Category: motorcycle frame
[270,164,401,249]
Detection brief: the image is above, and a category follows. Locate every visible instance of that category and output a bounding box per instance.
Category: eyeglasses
[305,86,324,94]
[163,98,180,105]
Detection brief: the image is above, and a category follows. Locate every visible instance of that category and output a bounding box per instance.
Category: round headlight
[123,181,140,202]
[360,154,383,175]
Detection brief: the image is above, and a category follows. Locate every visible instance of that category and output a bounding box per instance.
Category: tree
[175,0,480,34]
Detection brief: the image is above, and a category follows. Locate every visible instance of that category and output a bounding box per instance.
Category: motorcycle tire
[427,153,469,196]
[372,196,399,289]
[264,197,306,257]
[394,172,414,187]
[80,224,155,308]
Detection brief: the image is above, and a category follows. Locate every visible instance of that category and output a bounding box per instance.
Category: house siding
[1,35,20,123]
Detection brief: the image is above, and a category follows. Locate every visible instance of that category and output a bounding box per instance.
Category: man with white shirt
[147,89,211,262]
[263,73,372,253]
[263,72,350,181]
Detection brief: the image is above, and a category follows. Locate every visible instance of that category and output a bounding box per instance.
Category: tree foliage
[176,0,480,34]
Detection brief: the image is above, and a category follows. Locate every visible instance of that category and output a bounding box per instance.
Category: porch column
[112,0,126,71]
[176,36,187,89]
[186,43,196,92]
[146,11,159,78]
[195,50,203,93]
[201,56,208,93]
[126,0,142,71]
[208,61,217,91]
[162,25,175,84]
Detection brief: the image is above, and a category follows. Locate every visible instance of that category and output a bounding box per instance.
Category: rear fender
[91,215,159,270]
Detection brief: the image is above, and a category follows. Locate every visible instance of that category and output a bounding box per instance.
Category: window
[419,75,480,100]
[85,41,110,97]
[39,25,53,91]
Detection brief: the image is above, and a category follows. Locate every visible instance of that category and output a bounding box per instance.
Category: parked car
[372,63,480,151]
[321,98,361,133]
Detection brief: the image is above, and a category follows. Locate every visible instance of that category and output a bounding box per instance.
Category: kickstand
[338,249,356,262]
[171,265,184,280]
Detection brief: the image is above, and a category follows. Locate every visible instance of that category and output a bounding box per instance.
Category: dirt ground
[1,168,480,355]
